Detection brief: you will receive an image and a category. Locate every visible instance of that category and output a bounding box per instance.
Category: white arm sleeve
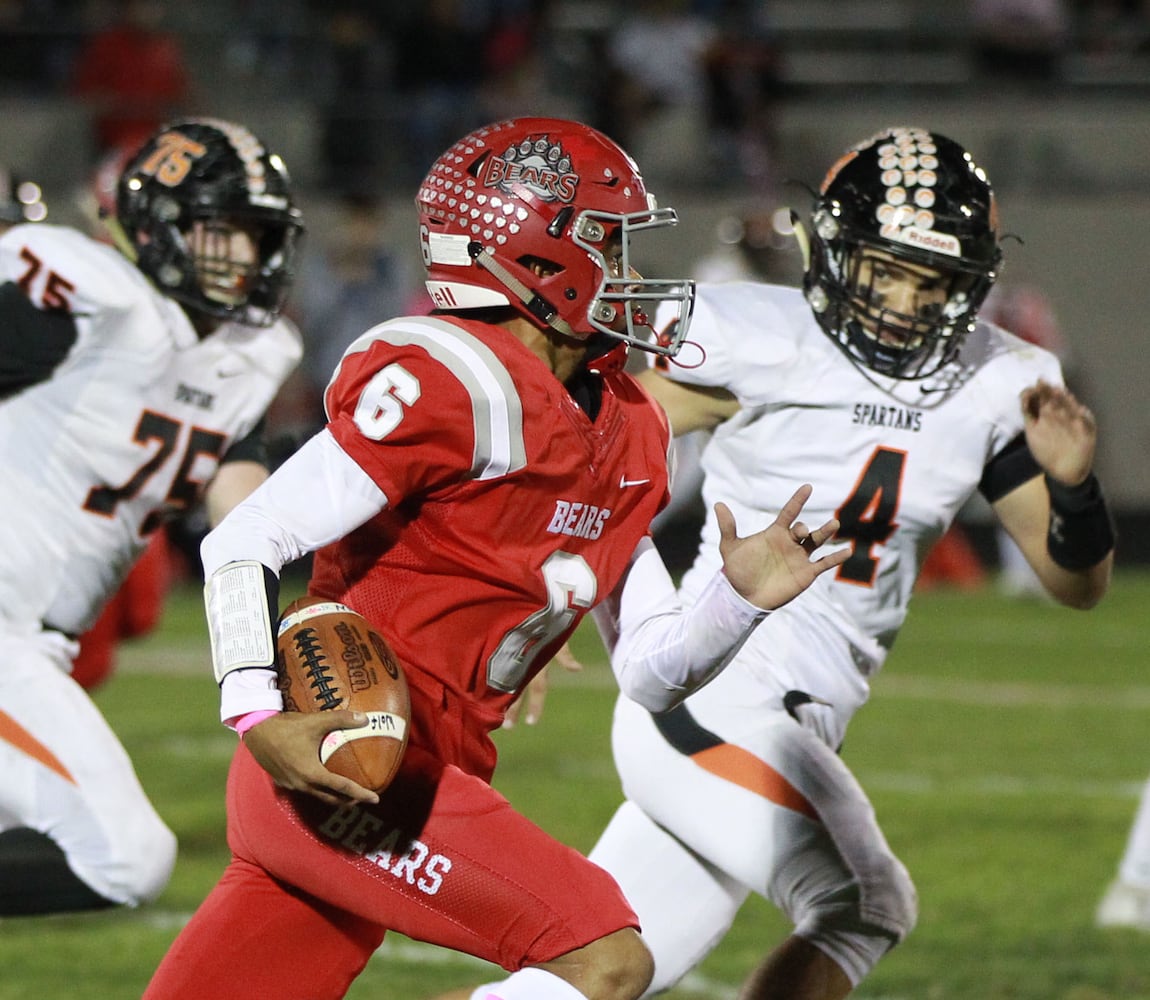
[591,537,768,713]
[202,429,388,724]
[200,428,388,578]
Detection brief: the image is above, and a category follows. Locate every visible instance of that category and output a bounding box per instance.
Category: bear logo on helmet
[479,135,579,204]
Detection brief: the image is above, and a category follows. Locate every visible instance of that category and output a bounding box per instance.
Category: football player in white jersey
[0,118,304,915]
[463,127,1115,1000]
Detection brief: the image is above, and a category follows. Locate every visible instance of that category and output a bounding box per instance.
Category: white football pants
[590,602,915,992]
[0,627,175,905]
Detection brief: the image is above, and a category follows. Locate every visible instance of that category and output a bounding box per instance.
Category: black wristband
[1045,473,1115,570]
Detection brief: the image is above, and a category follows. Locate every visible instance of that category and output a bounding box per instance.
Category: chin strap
[790,210,813,270]
[468,241,578,338]
[585,341,628,376]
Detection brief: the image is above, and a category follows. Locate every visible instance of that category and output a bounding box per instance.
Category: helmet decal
[819,149,858,193]
[197,117,288,208]
[480,136,579,203]
[870,129,957,257]
[135,131,208,188]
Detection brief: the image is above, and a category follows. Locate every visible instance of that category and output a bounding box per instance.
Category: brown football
[275,596,410,793]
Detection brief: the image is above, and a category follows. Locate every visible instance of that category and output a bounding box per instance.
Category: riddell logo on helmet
[895,226,960,257]
[480,136,579,203]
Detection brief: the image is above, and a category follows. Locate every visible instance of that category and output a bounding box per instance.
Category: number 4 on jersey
[834,447,905,586]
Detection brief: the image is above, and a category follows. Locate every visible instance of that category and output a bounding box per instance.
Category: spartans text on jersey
[852,403,923,432]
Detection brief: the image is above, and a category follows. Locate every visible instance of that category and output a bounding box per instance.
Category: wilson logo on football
[479,135,579,203]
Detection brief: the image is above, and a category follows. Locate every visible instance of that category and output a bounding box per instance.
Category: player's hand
[503,643,584,728]
[242,711,380,806]
[717,484,848,610]
[1020,379,1097,487]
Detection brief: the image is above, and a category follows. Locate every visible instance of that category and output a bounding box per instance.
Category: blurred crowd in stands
[4,0,1149,206]
[0,0,1140,587]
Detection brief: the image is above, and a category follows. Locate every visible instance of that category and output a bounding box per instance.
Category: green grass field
[5,572,1150,999]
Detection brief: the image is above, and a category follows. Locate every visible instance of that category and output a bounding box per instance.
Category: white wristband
[220,669,283,727]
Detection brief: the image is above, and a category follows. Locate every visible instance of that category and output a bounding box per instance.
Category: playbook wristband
[1045,473,1116,570]
[204,560,281,683]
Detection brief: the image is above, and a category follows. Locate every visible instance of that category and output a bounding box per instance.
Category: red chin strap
[585,342,629,376]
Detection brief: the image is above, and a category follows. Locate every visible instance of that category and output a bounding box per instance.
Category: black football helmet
[802,127,1003,379]
[116,118,304,327]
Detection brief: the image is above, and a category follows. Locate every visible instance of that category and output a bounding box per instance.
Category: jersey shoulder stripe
[336,316,527,480]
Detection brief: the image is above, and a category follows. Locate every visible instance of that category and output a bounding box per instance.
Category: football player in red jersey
[0,120,304,916]
[144,117,848,1000]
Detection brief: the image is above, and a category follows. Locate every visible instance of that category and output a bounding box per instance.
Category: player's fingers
[809,517,840,547]
[502,697,523,729]
[305,773,379,806]
[714,501,739,546]
[789,521,820,554]
[317,710,370,734]
[1021,381,1052,417]
[774,484,814,528]
[286,713,382,803]
[524,670,548,726]
[811,545,851,572]
[525,687,546,726]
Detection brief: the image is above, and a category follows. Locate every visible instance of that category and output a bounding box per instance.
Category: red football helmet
[416,117,694,356]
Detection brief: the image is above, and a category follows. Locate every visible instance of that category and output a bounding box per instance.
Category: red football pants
[145,742,637,999]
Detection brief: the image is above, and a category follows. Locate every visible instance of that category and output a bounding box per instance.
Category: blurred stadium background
[4,1,1150,996]
[4,0,1150,560]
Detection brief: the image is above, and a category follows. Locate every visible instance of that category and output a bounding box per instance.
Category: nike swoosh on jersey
[619,476,650,488]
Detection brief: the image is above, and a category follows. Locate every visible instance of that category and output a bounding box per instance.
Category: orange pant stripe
[0,709,76,784]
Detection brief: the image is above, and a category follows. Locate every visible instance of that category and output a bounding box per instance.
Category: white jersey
[586,281,1065,993]
[0,223,301,634]
[659,280,1063,654]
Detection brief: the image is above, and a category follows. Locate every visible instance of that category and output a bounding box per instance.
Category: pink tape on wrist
[234,709,279,738]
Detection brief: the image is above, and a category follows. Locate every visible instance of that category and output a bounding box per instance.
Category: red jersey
[310,315,670,779]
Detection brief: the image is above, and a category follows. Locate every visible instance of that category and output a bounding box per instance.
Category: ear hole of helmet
[517,254,564,278]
